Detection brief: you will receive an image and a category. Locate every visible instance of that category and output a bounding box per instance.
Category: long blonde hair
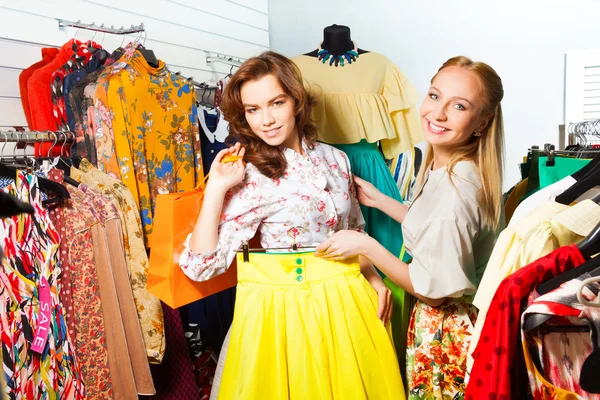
[422,56,505,230]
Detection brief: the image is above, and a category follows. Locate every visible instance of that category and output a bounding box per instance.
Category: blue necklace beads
[317,42,359,67]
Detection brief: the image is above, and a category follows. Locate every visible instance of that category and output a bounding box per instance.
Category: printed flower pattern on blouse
[179,141,366,281]
[71,159,166,363]
[63,184,114,399]
[51,40,102,130]
[92,45,202,248]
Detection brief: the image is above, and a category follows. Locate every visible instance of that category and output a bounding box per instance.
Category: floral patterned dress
[0,171,86,399]
[92,44,202,248]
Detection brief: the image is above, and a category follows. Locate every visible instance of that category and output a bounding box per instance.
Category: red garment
[28,40,77,157]
[19,48,59,128]
[465,245,585,400]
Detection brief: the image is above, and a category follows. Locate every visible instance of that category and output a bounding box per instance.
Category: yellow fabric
[293,53,423,158]
[96,50,202,248]
[71,160,166,363]
[219,253,405,400]
[468,200,600,371]
[504,178,529,225]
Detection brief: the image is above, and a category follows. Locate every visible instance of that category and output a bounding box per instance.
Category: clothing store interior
[1,1,600,399]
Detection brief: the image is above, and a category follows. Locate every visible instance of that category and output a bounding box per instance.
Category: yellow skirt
[218,253,405,400]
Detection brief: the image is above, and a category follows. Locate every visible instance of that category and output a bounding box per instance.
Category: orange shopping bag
[147,176,238,308]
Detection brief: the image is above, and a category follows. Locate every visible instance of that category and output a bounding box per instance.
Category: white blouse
[402,161,497,299]
[179,141,366,281]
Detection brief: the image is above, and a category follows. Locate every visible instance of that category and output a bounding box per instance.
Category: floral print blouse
[179,141,366,282]
[94,46,202,248]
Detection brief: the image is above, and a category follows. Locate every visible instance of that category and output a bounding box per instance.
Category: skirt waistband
[236,252,361,285]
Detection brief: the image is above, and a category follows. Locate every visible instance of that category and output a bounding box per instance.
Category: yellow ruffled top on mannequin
[292,52,423,159]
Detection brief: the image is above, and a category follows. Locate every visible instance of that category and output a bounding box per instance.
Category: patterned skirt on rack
[406,298,478,400]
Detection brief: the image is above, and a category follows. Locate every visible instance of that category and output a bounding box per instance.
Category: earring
[474,130,482,137]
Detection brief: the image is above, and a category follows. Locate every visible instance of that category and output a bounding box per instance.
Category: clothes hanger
[578,220,600,260]
[0,133,70,206]
[555,166,600,205]
[45,132,79,188]
[576,274,600,393]
[137,29,159,68]
[572,152,600,181]
[525,256,600,332]
[0,192,34,218]
[237,227,317,262]
[524,223,600,332]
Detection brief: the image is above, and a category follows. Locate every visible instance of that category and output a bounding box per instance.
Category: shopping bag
[147,176,238,308]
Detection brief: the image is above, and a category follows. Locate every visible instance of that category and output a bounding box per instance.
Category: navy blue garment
[63,49,108,130]
[199,109,228,174]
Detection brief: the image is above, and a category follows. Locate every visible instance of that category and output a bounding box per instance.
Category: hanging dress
[0,171,86,399]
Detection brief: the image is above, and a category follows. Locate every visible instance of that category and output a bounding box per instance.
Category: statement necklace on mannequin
[317,42,359,67]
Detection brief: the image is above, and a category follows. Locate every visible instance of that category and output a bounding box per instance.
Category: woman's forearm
[189,183,227,253]
[358,255,381,282]
[376,195,409,225]
[361,237,444,307]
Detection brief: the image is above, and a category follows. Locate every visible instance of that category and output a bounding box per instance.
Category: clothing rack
[528,142,600,166]
[173,72,218,90]
[568,118,600,146]
[0,130,74,143]
[57,19,145,35]
[205,52,244,67]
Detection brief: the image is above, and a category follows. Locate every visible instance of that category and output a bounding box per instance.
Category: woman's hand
[208,143,246,192]
[367,274,393,325]
[354,176,384,208]
[316,230,371,260]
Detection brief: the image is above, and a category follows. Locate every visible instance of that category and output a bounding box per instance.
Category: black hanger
[555,169,600,205]
[0,192,34,218]
[237,227,316,262]
[580,349,600,393]
[577,271,600,393]
[238,241,317,263]
[573,152,600,181]
[579,221,600,260]
[0,163,70,206]
[525,257,600,332]
[538,253,600,297]
[139,46,159,68]
[71,154,82,169]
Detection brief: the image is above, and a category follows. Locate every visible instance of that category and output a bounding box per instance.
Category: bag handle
[194,155,243,190]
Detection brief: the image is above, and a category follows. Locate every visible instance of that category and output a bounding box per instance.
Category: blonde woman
[316,56,505,399]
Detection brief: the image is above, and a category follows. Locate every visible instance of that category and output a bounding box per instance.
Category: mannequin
[294,25,424,381]
[304,24,369,58]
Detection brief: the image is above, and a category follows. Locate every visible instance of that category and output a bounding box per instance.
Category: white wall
[0,0,269,133]
[268,0,600,190]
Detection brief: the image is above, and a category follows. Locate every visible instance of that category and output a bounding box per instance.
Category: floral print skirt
[406,298,478,400]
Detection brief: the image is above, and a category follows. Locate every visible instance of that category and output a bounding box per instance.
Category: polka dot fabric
[47,169,78,341]
[465,245,585,399]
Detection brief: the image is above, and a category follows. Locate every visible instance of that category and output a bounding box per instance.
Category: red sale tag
[31,277,51,354]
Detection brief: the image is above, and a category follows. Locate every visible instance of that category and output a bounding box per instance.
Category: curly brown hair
[221,51,318,179]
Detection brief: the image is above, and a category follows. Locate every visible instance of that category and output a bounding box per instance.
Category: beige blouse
[402,161,497,299]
